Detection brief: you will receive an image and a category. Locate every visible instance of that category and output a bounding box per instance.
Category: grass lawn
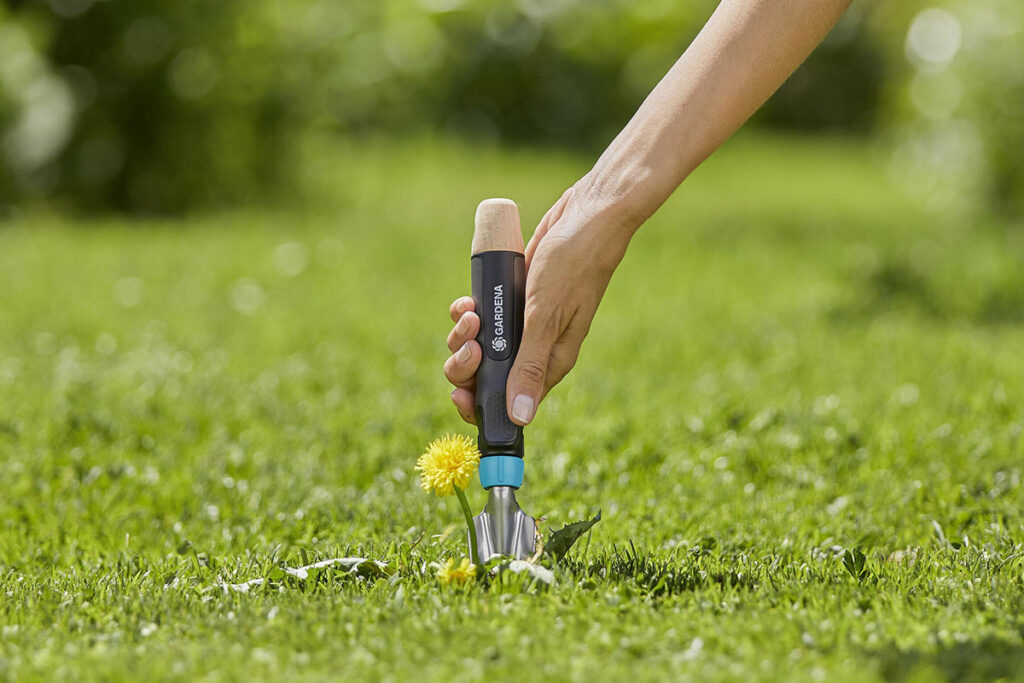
[2,133,1024,681]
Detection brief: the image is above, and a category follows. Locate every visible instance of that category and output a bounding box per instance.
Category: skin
[446,0,854,426]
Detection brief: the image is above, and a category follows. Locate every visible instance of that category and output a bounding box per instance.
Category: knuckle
[515,357,547,386]
[552,346,579,373]
[450,296,472,320]
[560,355,578,375]
[443,357,459,382]
[524,307,558,335]
[546,344,580,387]
[548,364,570,386]
[550,362,573,385]
[525,299,570,336]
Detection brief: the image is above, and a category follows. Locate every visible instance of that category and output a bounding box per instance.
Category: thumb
[507,308,560,426]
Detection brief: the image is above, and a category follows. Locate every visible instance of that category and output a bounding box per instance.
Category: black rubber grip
[471,250,525,458]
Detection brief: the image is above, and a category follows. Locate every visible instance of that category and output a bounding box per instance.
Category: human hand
[444,181,635,426]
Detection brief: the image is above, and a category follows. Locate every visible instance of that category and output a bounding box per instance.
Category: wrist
[573,171,647,238]
[575,145,664,240]
[558,176,637,276]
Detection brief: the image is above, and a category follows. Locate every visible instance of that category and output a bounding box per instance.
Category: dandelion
[417,433,482,570]
[437,557,477,585]
[416,433,479,497]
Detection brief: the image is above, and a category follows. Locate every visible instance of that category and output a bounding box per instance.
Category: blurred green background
[0,0,1021,216]
[3,3,1024,679]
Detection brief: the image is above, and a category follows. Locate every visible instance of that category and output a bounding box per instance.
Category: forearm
[582,0,852,231]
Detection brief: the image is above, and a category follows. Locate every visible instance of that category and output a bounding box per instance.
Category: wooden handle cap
[472,198,523,256]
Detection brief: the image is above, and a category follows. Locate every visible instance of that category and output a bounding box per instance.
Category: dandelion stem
[454,486,481,571]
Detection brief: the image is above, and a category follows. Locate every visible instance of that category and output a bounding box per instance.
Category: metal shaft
[472,486,536,561]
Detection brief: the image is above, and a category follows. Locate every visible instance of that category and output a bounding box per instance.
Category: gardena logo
[492,284,505,351]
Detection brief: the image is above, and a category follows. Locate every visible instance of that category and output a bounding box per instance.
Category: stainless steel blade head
[472,486,536,561]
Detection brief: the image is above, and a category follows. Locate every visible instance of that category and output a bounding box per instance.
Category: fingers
[526,186,573,270]
[446,311,479,353]
[512,196,575,425]
[505,304,563,426]
[444,339,481,390]
[447,297,480,424]
[546,337,582,389]
[450,387,476,424]
[449,296,475,323]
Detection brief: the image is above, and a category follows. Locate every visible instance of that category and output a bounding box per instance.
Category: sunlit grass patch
[1,134,1023,681]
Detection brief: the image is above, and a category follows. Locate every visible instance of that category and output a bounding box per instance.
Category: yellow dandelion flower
[416,433,480,497]
[437,557,477,585]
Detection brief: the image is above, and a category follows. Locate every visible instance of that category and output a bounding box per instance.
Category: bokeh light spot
[0,25,75,174]
[123,16,172,66]
[272,242,310,277]
[906,9,962,71]
[95,332,118,355]
[46,0,93,19]
[383,19,446,74]
[113,277,143,307]
[168,47,219,100]
[231,279,266,314]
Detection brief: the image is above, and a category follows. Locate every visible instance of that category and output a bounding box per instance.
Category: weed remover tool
[470,199,537,561]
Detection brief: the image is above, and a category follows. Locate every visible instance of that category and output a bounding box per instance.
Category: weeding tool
[470,199,537,561]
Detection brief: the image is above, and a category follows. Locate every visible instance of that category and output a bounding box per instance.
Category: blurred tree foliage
[871,0,1024,218]
[0,0,1019,215]
[1,0,310,212]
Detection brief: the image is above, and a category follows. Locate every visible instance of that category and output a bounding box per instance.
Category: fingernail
[511,394,535,424]
[457,343,471,362]
[455,315,469,335]
[456,301,466,315]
